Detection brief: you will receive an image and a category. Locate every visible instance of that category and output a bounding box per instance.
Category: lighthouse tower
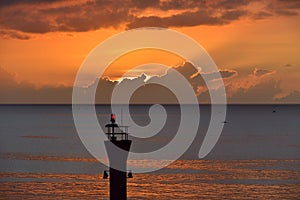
[104,114,132,200]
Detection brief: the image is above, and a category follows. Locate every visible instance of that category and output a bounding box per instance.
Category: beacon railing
[105,125,129,141]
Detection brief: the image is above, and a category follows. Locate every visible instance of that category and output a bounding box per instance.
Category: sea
[0,104,299,199]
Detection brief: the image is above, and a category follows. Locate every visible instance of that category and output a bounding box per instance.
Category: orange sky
[0,0,299,103]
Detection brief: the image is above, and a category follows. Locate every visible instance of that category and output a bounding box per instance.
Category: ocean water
[0,105,299,199]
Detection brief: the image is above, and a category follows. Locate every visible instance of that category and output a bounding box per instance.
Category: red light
[111,114,116,123]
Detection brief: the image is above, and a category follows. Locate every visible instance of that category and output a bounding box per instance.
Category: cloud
[268,0,300,10]
[131,0,160,9]
[220,69,238,78]
[0,67,17,87]
[0,0,132,33]
[276,90,300,103]
[259,0,300,18]
[227,79,282,103]
[133,84,178,104]
[275,9,298,16]
[0,64,298,104]
[126,10,236,29]
[201,69,238,81]
[251,11,273,20]
[0,66,72,103]
[0,0,60,7]
[86,62,238,104]
[253,68,275,77]
[127,7,249,29]
[0,0,298,37]
[115,63,233,104]
[0,30,31,40]
[284,64,292,67]
[159,0,250,10]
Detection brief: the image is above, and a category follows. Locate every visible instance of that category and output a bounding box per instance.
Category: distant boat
[223,120,229,124]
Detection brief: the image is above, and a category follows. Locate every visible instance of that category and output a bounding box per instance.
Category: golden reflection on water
[1,160,299,199]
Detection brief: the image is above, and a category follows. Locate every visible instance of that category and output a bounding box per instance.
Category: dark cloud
[220,69,238,78]
[202,69,238,80]
[222,10,248,20]
[0,67,16,86]
[159,0,250,11]
[0,1,132,33]
[131,84,178,104]
[127,9,247,29]
[9,20,51,34]
[274,0,300,9]
[0,30,31,40]
[131,0,160,9]
[0,7,51,34]
[284,64,292,67]
[126,16,165,28]
[0,0,60,7]
[265,0,300,16]
[228,79,282,103]
[0,64,298,104]
[275,9,298,16]
[0,66,71,104]
[189,66,237,88]
[160,0,199,10]
[171,62,205,93]
[0,0,298,37]
[175,63,238,80]
[276,91,300,103]
[253,68,274,77]
[174,62,198,79]
[215,0,250,9]
[100,62,237,104]
[181,67,238,97]
[252,11,273,20]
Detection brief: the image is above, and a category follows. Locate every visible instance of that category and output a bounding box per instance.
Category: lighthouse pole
[104,114,132,200]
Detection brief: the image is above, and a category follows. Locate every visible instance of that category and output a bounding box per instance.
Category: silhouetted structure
[104,114,132,200]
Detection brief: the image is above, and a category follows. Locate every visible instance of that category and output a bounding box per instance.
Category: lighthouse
[104,114,132,200]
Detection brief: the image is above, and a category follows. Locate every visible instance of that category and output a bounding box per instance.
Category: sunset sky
[0,0,300,104]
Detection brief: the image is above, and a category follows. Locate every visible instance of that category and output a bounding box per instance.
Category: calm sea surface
[0,105,299,199]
